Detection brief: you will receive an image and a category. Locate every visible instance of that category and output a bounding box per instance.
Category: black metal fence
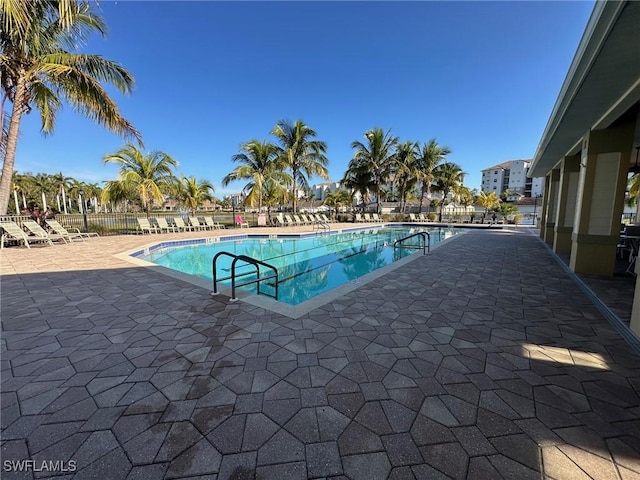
[0,212,262,236]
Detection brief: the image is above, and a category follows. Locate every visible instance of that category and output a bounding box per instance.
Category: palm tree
[0,0,142,214]
[174,176,215,215]
[477,191,500,223]
[415,139,451,213]
[394,140,419,213]
[271,119,329,213]
[102,144,178,216]
[222,140,291,212]
[51,172,72,213]
[433,162,465,221]
[262,178,290,223]
[324,189,353,218]
[347,128,398,214]
[341,166,373,211]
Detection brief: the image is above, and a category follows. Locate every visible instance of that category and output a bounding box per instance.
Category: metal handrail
[212,251,278,301]
[312,221,330,233]
[393,231,430,255]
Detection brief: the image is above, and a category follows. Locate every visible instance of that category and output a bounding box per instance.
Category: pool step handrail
[393,231,430,255]
[212,251,279,301]
[312,221,330,233]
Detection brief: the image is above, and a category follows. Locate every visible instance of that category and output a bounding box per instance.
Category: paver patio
[1,226,639,479]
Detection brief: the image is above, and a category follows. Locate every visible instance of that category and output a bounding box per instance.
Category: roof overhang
[530,1,640,177]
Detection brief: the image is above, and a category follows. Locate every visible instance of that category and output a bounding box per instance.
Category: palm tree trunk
[0,75,27,215]
[292,167,298,214]
[62,189,68,214]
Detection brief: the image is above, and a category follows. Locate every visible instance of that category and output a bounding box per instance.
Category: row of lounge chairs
[408,213,431,222]
[273,213,332,227]
[0,219,99,249]
[354,213,384,223]
[137,216,226,234]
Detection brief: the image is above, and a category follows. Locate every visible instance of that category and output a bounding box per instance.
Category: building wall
[481,160,545,197]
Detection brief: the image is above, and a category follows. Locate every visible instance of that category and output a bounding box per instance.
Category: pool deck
[1,224,640,479]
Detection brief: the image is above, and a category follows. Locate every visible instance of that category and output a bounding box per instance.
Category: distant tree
[102,144,178,216]
[324,189,353,218]
[222,140,291,212]
[347,128,398,214]
[174,176,215,215]
[0,0,142,214]
[415,139,451,212]
[394,140,419,213]
[433,162,465,221]
[271,119,328,213]
[341,166,373,211]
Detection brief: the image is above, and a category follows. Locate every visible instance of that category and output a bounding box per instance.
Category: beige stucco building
[530,1,640,333]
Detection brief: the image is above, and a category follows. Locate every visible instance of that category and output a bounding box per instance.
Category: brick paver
[1,226,639,479]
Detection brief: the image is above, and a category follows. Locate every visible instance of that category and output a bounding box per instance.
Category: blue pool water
[136,226,463,305]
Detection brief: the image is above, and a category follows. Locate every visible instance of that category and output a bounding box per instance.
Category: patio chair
[409,213,418,222]
[363,213,373,222]
[372,213,384,223]
[22,220,68,244]
[137,218,160,234]
[0,221,53,249]
[320,214,331,223]
[284,215,296,227]
[173,217,194,232]
[273,215,286,227]
[235,215,249,228]
[155,217,178,233]
[189,216,208,231]
[204,217,225,229]
[45,219,94,242]
[354,213,364,223]
[293,215,306,226]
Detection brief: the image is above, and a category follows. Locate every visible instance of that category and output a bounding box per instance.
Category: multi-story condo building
[480,159,544,197]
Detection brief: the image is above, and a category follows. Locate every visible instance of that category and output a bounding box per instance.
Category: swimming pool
[134,226,463,306]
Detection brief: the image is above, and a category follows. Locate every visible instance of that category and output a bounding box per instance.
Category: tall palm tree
[271,119,329,213]
[0,0,142,214]
[347,128,398,214]
[50,172,72,213]
[102,144,178,216]
[394,140,419,213]
[174,176,215,215]
[433,162,465,221]
[222,140,291,212]
[415,139,451,213]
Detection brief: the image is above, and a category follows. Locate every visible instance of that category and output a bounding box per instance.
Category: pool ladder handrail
[393,231,430,255]
[212,251,278,301]
[312,220,330,233]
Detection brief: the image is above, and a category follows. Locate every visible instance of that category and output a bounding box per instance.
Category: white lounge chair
[204,217,225,229]
[23,220,68,244]
[45,219,97,242]
[0,221,53,249]
[189,216,208,231]
[173,217,194,232]
[155,217,178,233]
[137,218,160,234]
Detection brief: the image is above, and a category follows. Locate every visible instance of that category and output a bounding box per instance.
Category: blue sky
[16,0,595,197]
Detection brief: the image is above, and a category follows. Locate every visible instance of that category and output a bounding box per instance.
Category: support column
[539,175,550,238]
[569,122,634,275]
[542,169,560,245]
[553,154,581,254]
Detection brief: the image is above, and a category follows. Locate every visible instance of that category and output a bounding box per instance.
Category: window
[494,179,497,183]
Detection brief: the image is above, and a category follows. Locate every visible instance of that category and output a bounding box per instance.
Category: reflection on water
[141,227,462,305]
